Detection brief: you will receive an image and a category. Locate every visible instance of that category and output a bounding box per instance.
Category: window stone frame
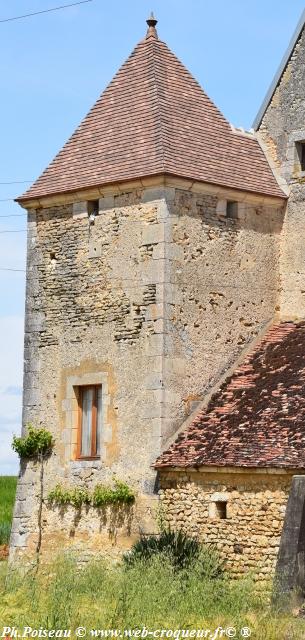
[62,372,111,464]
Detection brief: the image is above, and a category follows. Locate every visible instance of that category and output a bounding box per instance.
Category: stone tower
[10,15,285,561]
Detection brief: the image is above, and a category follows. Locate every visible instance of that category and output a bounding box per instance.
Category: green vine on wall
[12,424,54,459]
[48,480,135,508]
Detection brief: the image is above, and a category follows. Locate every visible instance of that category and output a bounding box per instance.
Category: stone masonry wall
[11,185,283,561]
[164,188,283,439]
[258,25,305,319]
[159,470,296,582]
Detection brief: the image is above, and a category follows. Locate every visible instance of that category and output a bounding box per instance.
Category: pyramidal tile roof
[155,322,305,470]
[18,16,285,202]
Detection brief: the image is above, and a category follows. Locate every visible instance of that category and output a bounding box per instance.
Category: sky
[1,0,304,475]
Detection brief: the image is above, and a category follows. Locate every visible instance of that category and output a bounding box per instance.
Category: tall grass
[0,476,17,545]
[0,555,304,638]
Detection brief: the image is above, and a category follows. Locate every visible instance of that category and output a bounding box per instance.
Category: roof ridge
[148,37,166,172]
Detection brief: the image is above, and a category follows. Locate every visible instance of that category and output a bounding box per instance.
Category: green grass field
[0,555,305,638]
[0,476,17,545]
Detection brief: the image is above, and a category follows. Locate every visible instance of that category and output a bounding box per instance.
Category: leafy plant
[123,529,224,576]
[91,484,113,507]
[48,485,71,506]
[70,488,91,508]
[48,480,135,508]
[93,480,135,506]
[12,425,54,459]
[48,485,91,508]
[11,428,54,559]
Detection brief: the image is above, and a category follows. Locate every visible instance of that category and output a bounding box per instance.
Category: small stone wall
[40,497,158,563]
[159,469,297,582]
[10,458,158,563]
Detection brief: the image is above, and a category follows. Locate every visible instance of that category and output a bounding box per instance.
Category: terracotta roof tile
[155,322,305,470]
[18,23,285,202]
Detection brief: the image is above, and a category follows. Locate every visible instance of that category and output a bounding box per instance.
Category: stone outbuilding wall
[159,468,300,582]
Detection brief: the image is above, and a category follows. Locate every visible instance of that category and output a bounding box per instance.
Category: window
[77,385,102,459]
[215,501,227,519]
[209,500,227,519]
[87,200,99,216]
[296,142,305,172]
[226,201,239,219]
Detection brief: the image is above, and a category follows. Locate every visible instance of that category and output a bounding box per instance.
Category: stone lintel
[159,466,302,476]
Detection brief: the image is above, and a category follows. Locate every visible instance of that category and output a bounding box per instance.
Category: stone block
[102,424,113,443]
[141,259,165,285]
[73,202,87,219]
[145,355,163,372]
[142,224,164,245]
[62,398,78,412]
[145,334,163,355]
[23,388,40,407]
[145,303,164,321]
[25,312,45,333]
[89,240,103,258]
[99,195,114,211]
[144,373,163,390]
[152,242,166,260]
[163,357,186,375]
[10,531,28,548]
[142,188,166,203]
[142,403,162,419]
[157,199,171,221]
[158,283,183,305]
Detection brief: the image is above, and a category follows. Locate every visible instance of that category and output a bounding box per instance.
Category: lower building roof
[155,321,305,471]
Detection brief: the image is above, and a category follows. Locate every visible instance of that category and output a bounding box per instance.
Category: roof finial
[146,11,158,38]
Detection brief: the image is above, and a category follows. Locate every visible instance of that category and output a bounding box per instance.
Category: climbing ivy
[48,480,135,508]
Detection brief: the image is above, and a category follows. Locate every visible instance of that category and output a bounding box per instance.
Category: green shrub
[12,425,54,459]
[93,480,135,506]
[48,485,70,506]
[91,484,113,506]
[123,529,224,576]
[48,480,135,508]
